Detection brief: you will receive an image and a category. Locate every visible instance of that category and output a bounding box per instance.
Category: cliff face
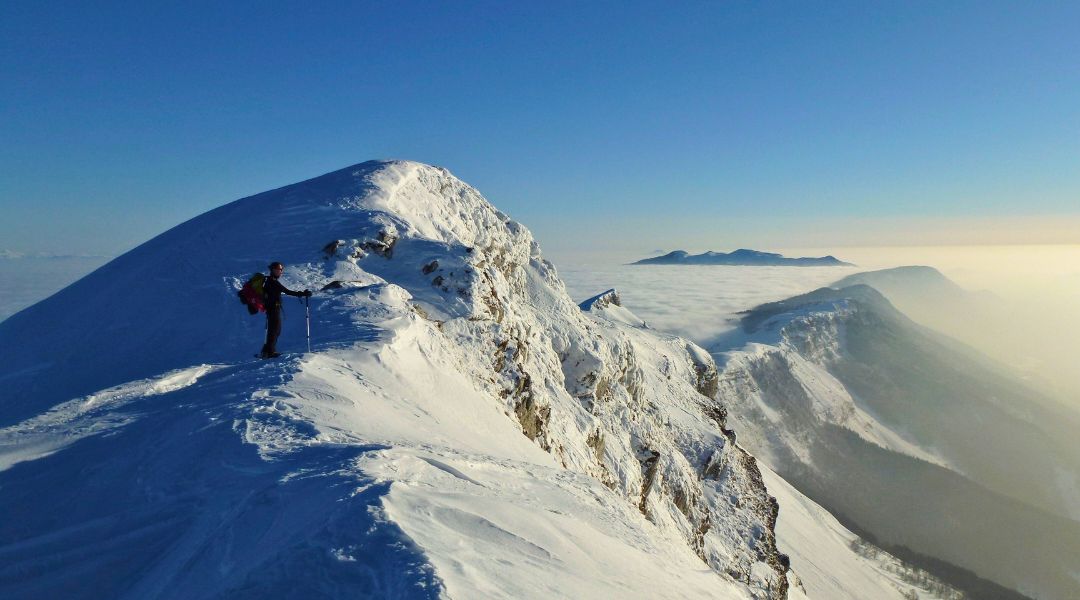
[0,161,792,598]
[312,161,793,596]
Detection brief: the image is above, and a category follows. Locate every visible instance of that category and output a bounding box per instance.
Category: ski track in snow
[0,364,221,471]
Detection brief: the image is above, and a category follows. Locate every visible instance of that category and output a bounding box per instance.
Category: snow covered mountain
[713,284,1080,599]
[0,160,973,599]
[2,161,771,598]
[832,265,1078,403]
[579,290,964,600]
[829,266,1005,359]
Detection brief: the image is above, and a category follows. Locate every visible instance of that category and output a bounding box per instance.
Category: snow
[373,451,750,600]
[0,364,221,471]
[579,288,647,327]
[761,465,959,600]
[717,316,951,469]
[239,316,754,598]
[0,159,949,599]
[0,160,792,599]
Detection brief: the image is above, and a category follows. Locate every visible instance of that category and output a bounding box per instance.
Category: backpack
[238,272,267,314]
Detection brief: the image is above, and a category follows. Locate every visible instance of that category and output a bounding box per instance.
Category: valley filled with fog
[550,243,1080,597]
[552,244,1080,413]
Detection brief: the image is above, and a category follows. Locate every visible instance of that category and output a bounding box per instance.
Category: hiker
[260,261,312,358]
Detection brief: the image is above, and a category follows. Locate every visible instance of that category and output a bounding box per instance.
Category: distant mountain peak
[719,275,1080,600]
[833,265,960,291]
[737,284,902,336]
[632,249,853,266]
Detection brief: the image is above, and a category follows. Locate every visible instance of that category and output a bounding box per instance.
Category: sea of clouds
[551,245,1080,412]
[7,244,1079,413]
[554,258,861,349]
[0,256,110,322]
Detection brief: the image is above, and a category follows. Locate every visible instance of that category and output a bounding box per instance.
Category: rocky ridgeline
[314,161,793,597]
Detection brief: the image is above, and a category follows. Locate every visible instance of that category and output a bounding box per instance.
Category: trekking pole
[305,295,312,353]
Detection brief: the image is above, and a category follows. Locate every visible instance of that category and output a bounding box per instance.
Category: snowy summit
[0,160,965,599]
[0,161,795,598]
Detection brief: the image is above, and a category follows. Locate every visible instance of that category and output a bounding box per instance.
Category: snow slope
[0,161,791,598]
[714,284,1080,599]
[0,160,953,599]
[759,466,961,600]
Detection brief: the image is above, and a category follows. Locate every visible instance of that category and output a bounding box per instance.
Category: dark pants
[262,306,282,355]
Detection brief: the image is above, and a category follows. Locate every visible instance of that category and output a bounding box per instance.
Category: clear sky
[2,1,1079,258]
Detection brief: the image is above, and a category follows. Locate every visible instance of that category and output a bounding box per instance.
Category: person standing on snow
[260,261,312,358]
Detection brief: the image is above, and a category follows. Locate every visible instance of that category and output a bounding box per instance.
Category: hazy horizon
[551,242,1080,414]
[6,241,1079,416]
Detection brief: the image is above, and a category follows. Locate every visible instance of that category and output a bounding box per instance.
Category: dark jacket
[263,276,304,310]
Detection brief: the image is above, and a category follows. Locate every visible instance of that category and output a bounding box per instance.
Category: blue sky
[2,1,1078,258]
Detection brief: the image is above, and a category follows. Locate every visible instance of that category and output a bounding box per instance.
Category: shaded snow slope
[831,264,1079,406]
[759,466,961,600]
[2,161,804,598]
[713,284,1080,599]
[0,363,221,471]
[1,353,443,600]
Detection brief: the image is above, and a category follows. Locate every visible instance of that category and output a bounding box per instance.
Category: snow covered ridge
[316,161,794,595]
[578,288,647,327]
[1,160,801,598]
[322,162,794,593]
[714,285,951,465]
[714,283,1080,599]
